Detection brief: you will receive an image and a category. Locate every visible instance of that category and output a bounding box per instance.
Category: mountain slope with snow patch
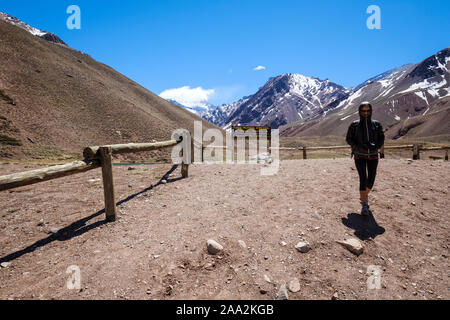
[0,12,67,46]
[280,47,450,139]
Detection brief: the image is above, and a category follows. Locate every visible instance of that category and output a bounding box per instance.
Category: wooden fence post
[303,147,307,160]
[181,132,193,178]
[99,146,117,222]
[413,144,420,160]
[181,140,188,177]
[191,135,195,164]
[181,163,188,177]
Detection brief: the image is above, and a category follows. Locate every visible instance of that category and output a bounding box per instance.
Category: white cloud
[160,86,215,108]
[253,65,266,71]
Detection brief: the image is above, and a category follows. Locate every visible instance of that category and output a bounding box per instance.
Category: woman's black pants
[355,158,379,191]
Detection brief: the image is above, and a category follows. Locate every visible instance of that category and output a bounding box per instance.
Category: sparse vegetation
[0,134,21,146]
[0,89,14,104]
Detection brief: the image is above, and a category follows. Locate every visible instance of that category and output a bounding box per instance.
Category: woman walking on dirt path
[346,102,385,216]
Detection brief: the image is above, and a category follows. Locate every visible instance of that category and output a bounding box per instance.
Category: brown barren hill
[0,20,219,161]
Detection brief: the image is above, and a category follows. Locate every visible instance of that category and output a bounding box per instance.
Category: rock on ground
[295,241,311,253]
[48,227,60,234]
[336,238,364,256]
[206,240,223,255]
[238,240,247,249]
[288,278,300,293]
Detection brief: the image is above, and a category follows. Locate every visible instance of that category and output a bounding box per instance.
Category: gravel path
[0,158,448,300]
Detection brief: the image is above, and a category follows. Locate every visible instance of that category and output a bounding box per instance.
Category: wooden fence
[0,137,187,222]
[203,143,449,160]
[295,144,448,160]
[1,138,448,222]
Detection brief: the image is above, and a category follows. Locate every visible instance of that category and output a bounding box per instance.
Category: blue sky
[1,0,450,106]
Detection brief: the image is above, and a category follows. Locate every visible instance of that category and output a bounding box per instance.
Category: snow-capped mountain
[325,48,450,125]
[200,47,449,139]
[201,74,349,129]
[166,99,216,115]
[201,96,252,129]
[330,64,417,116]
[281,47,450,139]
[0,12,67,45]
[349,64,415,93]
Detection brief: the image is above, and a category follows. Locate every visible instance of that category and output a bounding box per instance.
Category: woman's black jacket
[346,118,385,157]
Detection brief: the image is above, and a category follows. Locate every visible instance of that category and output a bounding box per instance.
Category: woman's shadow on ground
[341,211,385,240]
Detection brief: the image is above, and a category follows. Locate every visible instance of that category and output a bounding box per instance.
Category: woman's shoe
[360,202,370,216]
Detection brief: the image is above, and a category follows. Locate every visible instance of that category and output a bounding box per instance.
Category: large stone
[295,241,311,253]
[48,227,60,234]
[288,278,300,293]
[206,240,223,255]
[336,238,364,256]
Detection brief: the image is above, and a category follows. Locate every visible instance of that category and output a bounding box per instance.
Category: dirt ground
[0,158,449,300]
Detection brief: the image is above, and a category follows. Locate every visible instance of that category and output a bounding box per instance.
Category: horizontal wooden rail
[201,144,421,150]
[203,146,296,151]
[0,160,101,192]
[269,147,297,150]
[200,143,448,161]
[200,144,449,150]
[382,145,414,149]
[419,146,449,151]
[306,145,349,150]
[1,136,188,223]
[306,145,415,150]
[83,139,181,160]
